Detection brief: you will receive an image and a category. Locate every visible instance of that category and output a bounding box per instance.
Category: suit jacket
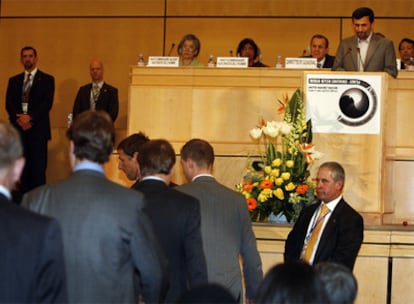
[134,179,208,302]
[177,176,263,301]
[6,69,54,140]
[284,198,364,270]
[332,33,398,78]
[305,54,335,68]
[22,169,167,303]
[0,194,67,302]
[72,82,119,121]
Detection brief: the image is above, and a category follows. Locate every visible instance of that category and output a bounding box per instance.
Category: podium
[124,67,414,303]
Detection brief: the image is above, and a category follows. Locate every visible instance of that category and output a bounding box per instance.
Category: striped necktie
[302,204,330,263]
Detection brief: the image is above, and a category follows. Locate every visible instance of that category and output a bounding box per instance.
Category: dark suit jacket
[177,176,263,301]
[72,82,119,121]
[305,54,335,68]
[23,169,167,303]
[6,69,54,140]
[0,193,67,302]
[134,179,208,302]
[284,199,364,270]
[332,33,398,78]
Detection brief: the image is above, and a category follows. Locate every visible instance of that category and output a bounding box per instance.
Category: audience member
[117,132,150,187]
[134,139,208,302]
[256,261,328,303]
[307,34,335,68]
[0,121,67,303]
[178,34,204,66]
[332,7,398,78]
[177,138,263,303]
[315,261,358,304]
[6,46,54,196]
[72,59,119,122]
[398,38,414,69]
[236,38,268,67]
[284,161,364,270]
[179,283,237,303]
[23,110,167,303]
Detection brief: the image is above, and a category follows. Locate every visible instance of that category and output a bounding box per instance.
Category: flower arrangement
[237,89,322,223]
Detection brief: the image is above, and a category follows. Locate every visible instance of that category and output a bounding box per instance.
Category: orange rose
[296,184,309,195]
[242,180,254,191]
[260,179,274,189]
[246,198,257,211]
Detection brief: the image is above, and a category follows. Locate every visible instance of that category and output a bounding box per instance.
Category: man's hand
[16,113,33,131]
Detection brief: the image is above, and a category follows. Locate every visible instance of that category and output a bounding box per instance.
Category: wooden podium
[126,66,414,226]
[122,67,414,303]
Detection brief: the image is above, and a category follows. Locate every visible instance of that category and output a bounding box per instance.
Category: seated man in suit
[72,59,119,121]
[23,111,168,303]
[284,161,364,270]
[307,34,335,68]
[0,121,67,303]
[135,139,208,302]
[332,7,398,78]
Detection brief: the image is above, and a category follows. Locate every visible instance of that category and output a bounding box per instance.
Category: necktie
[23,73,32,102]
[302,204,330,263]
[91,84,100,110]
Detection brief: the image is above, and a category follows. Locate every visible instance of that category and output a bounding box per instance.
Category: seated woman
[237,38,268,67]
[178,34,204,67]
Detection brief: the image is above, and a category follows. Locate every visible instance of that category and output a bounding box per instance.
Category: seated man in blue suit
[0,121,67,303]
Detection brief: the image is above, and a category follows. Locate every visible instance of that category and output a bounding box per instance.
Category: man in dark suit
[332,7,398,78]
[6,46,54,195]
[307,34,335,68]
[177,138,263,303]
[134,139,208,302]
[117,132,150,188]
[0,121,67,303]
[23,110,168,303]
[72,59,119,122]
[284,162,364,270]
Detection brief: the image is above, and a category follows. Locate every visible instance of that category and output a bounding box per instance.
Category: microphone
[167,43,176,56]
[229,50,233,57]
[356,47,365,71]
[301,49,307,57]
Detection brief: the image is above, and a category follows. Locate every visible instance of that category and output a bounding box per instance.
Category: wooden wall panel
[167,0,414,17]
[0,18,164,131]
[166,18,341,66]
[1,0,165,16]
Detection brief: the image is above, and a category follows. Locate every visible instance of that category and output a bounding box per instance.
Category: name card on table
[285,57,317,69]
[147,56,179,67]
[216,57,248,68]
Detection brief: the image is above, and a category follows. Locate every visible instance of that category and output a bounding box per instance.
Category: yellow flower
[274,188,284,200]
[242,191,251,199]
[286,160,294,168]
[272,158,282,167]
[285,182,296,191]
[275,177,284,186]
[264,166,272,174]
[271,169,280,177]
[281,172,291,180]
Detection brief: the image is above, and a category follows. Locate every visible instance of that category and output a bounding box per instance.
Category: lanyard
[304,205,331,243]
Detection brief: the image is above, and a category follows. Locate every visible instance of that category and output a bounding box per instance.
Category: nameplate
[147,56,179,67]
[285,57,317,69]
[216,57,248,68]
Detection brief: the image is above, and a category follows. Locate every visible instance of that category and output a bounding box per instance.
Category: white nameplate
[285,57,317,69]
[147,56,179,67]
[216,57,248,68]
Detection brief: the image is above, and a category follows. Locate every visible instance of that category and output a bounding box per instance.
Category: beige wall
[0,0,413,183]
